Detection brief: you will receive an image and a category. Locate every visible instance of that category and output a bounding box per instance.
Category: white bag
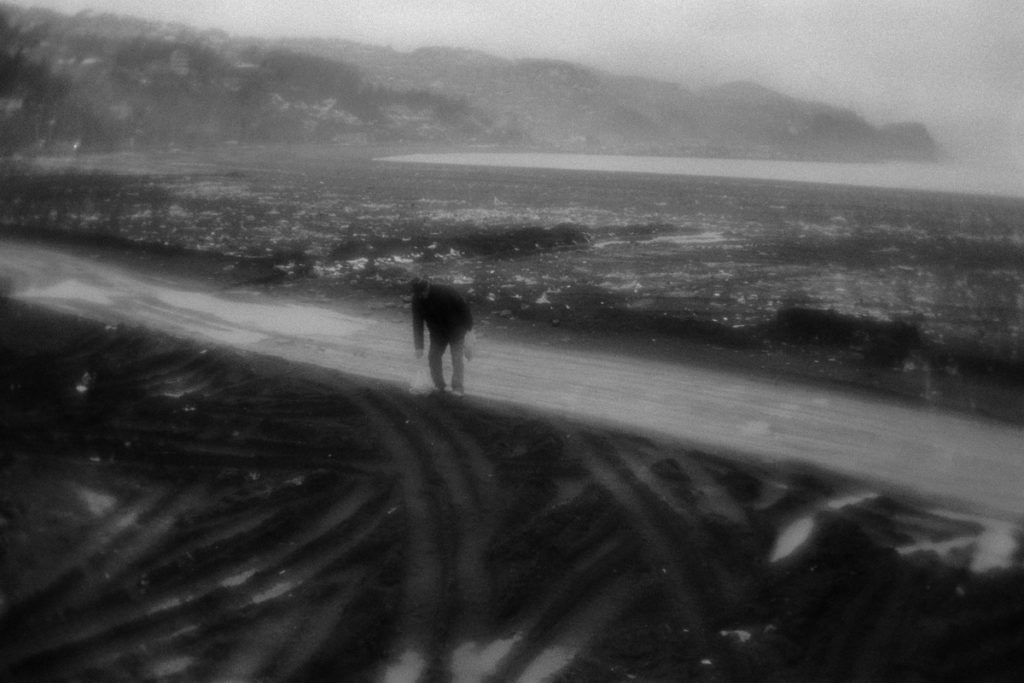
[408,367,433,395]
[463,330,477,361]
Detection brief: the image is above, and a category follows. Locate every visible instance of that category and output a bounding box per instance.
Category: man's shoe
[451,388,465,398]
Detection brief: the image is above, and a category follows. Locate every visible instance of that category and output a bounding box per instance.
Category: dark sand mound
[2,300,1024,682]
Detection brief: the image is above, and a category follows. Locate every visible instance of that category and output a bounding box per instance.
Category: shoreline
[5,230,1021,428]
[7,235,1024,522]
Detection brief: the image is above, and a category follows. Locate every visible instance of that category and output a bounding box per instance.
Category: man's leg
[450,337,466,393]
[427,335,448,390]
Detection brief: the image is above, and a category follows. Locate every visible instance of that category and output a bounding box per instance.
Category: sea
[381,151,1024,200]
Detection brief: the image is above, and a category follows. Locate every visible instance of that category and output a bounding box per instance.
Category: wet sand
[3,250,1024,680]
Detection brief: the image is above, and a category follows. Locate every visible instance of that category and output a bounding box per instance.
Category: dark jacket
[413,284,473,349]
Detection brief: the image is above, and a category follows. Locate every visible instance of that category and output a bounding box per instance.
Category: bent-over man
[411,277,473,396]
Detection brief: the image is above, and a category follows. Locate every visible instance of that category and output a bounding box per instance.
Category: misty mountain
[289,40,940,162]
[0,3,939,162]
[0,4,493,153]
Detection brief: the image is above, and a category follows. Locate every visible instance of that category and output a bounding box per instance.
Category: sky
[7,0,1024,167]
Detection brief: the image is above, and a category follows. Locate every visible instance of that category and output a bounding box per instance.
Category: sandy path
[4,239,1023,519]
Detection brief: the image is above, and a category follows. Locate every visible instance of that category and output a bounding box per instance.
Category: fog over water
[8,0,1024,169]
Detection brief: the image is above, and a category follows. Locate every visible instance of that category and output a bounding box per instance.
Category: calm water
[383,152,1024,200]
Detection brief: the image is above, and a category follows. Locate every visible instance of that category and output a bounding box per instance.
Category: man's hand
[415,348,424,359]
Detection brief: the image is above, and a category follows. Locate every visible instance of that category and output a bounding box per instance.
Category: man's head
[410,277,430,299]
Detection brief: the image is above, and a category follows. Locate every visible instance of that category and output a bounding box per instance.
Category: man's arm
[412,301,424,353]
[454,291,473,331]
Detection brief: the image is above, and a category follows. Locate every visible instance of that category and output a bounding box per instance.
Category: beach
[3,238,1024,681]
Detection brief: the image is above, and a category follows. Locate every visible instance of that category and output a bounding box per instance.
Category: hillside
[0,5,496,153]
[1,4,939,161]
[290,40,940,162]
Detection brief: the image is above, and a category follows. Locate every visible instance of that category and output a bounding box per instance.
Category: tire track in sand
[363,390,514,680]
[0,480,389,680]
[489,535,641,683]
[563,427,741,678]
[0,485,173,639]
[345,392,449,683]
[390,395,499,632]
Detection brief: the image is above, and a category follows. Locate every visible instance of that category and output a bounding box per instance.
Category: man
[411,277,473,396]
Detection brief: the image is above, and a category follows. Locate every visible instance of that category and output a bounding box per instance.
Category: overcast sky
[8,0,1024,166]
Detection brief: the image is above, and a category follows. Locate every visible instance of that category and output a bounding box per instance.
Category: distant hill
[0,4,492,153]
[288,41,940,162]
[0,3,940,161]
